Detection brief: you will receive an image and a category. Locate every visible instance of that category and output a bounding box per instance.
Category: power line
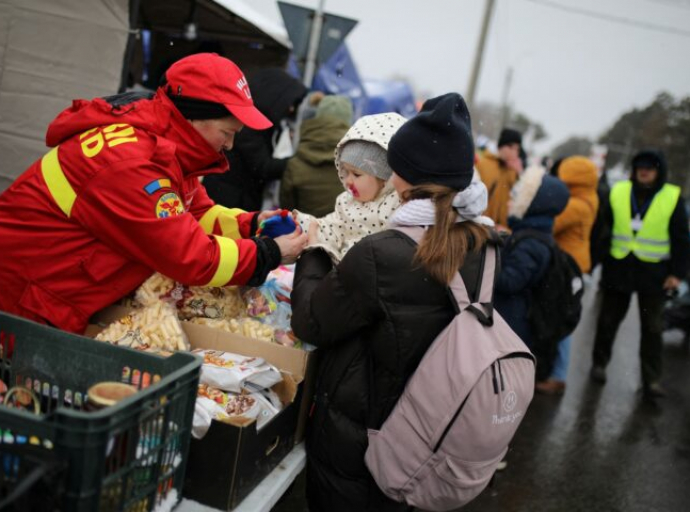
[522,0,690,38]
[645,0,690,10]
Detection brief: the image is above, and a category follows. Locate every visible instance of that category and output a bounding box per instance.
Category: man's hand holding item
[274,227,308,264]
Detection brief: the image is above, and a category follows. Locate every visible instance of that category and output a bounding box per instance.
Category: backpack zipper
[490,363,499,394]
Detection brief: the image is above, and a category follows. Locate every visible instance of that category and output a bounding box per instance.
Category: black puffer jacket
[291,229,494,512]
[600,150,690,293]
[203,68,307,211]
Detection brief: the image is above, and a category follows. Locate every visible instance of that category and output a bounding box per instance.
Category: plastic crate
[0,441,65,511]
[0,311,201,511]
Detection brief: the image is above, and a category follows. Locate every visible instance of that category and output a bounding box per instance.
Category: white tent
[0,0,291,191]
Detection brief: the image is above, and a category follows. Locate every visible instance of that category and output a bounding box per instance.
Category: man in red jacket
[0,53,307,333]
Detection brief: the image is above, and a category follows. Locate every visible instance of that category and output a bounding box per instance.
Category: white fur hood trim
[508,165,546,220]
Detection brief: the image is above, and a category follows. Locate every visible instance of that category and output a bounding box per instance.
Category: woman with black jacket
[291,93,497,511]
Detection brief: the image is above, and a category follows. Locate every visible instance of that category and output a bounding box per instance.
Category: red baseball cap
[164,53,272,130]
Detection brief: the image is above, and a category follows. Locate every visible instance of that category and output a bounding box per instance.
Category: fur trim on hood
[509,165,570,221]
[509,166,545,219]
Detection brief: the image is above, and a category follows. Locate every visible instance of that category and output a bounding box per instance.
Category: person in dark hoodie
[0,53,308,334]
[203,67,308,211]
[493,165,570,348]
[590,149,690,398]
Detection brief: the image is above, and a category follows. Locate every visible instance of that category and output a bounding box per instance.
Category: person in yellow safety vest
[590,149,690,398]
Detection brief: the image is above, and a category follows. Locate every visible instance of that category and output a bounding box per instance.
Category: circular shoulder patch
[156,192,185,218]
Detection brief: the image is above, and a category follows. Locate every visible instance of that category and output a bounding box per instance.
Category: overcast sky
[250,0,690,153]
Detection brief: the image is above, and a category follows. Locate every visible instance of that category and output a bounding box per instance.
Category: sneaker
[535,379,566,395]
[590,365,607,384]
[643,381,667,398]
[496,460,508,471]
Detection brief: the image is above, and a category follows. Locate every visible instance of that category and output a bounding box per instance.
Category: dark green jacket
[280,116,350,217]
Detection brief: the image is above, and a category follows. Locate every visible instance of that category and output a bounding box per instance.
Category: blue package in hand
[258,210,296,238]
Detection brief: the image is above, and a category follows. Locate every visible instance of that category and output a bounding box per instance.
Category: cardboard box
[89,305,316,443]
[181,322,311,510]
[90,306,317,510]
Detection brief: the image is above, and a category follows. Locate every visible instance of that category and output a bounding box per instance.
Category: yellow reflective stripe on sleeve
[204,235,239,287]
[198,205,245,239]
[218,209,242,239]
[41,147,77,217]
[199,205,224,234]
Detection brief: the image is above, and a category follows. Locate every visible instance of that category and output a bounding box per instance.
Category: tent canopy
[0,0,292,191]
[129,0,292,89]
[311,44,367,120]
[363,79,417,118]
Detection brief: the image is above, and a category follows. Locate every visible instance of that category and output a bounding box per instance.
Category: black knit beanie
[387,93,475,190]
[167,93,232,120]
[498,128,522,148]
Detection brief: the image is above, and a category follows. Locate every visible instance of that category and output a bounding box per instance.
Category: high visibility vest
[610,180,680,262]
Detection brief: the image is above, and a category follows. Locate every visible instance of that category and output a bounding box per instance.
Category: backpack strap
[394,226,497,326]
[455,245,497,326]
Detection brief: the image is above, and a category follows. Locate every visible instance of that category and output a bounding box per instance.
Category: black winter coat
[291,229,493,512]
[600,150,690,294]
[203,68,307,211]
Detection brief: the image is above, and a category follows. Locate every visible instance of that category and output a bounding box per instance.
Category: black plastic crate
[0,311,201,511]
[0,441,65,511]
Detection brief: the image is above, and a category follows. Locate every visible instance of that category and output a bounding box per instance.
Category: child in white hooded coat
[295,113,407,262]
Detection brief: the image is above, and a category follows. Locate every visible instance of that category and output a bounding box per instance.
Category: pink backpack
[365,227,536,511]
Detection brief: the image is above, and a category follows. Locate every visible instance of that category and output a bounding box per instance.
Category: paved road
[274,276,690,511]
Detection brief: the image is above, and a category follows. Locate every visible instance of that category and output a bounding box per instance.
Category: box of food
[89,305,317,510]
[180,321,311,510]
[89,304,317,444]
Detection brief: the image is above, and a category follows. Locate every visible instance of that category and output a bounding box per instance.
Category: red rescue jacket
[0,91,259,333]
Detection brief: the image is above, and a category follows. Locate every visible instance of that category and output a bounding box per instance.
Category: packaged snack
[135,272,176,306]
[177,286,245,320]
[193,385,270,438]
[194,349,283,393]
[135,272,245,321]
[95,302,189,353]
[186,317,275,343]
[242,286,277,319]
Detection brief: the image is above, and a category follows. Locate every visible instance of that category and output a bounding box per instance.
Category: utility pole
[302,0,326,88]
[500,66,514,131]
[466,0,496,109]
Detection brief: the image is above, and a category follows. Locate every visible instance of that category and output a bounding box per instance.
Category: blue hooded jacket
[494,167,570,347]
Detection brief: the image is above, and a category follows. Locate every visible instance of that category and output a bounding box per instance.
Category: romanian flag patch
[144,178,172,195]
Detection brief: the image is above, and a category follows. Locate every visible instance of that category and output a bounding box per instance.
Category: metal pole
[302,0,326,88]
[466,0,496,108]
[119,0,143,92]
[500,66,513,130]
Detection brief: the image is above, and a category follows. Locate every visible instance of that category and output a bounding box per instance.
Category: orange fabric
[553,157,600,273]
[476,152,518,227]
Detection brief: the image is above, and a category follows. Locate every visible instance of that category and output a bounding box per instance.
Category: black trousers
[592,288,665,385]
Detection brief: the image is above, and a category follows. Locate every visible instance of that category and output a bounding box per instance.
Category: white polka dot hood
[296,112,408,263]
